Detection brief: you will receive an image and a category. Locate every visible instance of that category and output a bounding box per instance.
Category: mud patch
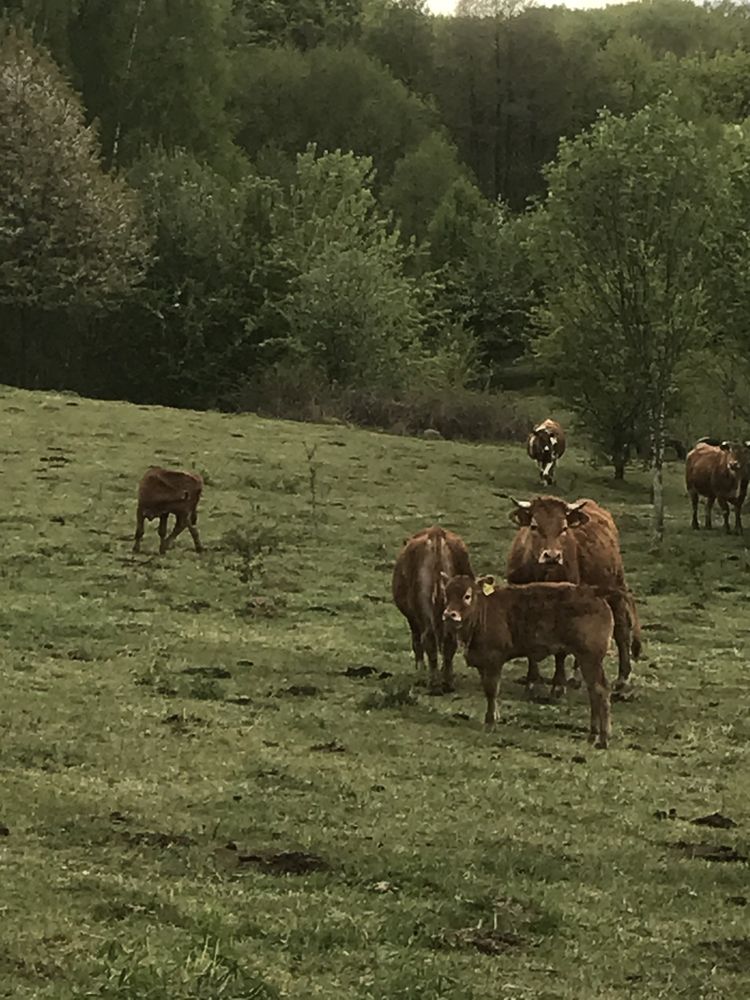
[344,665,378,678]
[182,666,231,679]
[435,927,526,955]
[699,938,750,972]
[227,845,330,875]
[124,830,196,849]
[691,812,737,830]
[310,740,346,753]
[277,684,320,697]
[671,841,747,863]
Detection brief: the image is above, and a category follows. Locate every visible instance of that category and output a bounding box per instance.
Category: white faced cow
[527,419,566,487]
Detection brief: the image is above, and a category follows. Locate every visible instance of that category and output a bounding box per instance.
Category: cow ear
[509,498,532,526]
[476,574,496,596]
[565,499,589,527]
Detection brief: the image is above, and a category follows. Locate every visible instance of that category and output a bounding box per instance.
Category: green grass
[1,384,749,999]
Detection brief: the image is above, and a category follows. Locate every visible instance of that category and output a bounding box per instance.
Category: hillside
[1,385,748,999]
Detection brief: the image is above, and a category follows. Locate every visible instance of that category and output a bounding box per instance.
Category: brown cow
[392,525,473,693]
[442,575,613,748]
[133,467,204,555]
[527,419,566,486]
[506,496,640,695]
[686,439,750,535]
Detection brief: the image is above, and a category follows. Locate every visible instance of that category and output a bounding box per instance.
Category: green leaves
[0,27,149,312]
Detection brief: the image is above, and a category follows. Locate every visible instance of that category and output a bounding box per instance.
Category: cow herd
[392,424,750,750]
[132,421,750,750]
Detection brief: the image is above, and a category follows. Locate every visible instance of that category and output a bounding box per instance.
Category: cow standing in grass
[527,419,566,486]
[442,574,614,748]
[686,439,750,535]
[133,467,204,555]
[392,526,473,694]
[506,496,640,695]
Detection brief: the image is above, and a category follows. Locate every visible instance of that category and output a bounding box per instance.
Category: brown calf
[686,440,750,535]
[392,526,473,693]
[133,467,204,555]
[506,495,640,695]
[527,419,566,486]
[442,575,613,748]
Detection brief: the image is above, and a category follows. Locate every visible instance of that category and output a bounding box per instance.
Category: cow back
[393,526,472,623]
[138,467,203,508]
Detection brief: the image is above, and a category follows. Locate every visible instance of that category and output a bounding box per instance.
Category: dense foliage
[3,0,750,476]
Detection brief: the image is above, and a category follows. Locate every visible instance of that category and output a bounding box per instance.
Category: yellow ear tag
[482,581,495,596]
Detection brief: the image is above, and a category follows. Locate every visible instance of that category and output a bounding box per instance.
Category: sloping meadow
[0,386,748,999]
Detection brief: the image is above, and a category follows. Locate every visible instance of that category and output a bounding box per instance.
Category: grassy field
[1,384,749,1000]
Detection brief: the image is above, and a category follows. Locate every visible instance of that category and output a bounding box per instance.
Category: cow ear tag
[482,581,494,596]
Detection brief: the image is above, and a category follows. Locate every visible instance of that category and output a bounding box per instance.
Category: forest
[3,0,750,483]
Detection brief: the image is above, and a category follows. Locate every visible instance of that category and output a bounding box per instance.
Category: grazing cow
[133,467,204,555]
[392,526,473,693]
[442,575,614,748]
[686,439,750,535]
[506,495,640,694]
[527,419,566,486]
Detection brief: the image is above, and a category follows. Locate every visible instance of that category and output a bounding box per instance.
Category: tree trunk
[613,458,625,481]
[651,398,666,549]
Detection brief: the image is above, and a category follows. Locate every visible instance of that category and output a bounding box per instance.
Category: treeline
[2,0,750,478]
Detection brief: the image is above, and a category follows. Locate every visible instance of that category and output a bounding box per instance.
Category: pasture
[1,385,749,999]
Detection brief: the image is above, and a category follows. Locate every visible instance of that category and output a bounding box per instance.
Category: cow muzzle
[539,549,563,566]
[443,608,462,622]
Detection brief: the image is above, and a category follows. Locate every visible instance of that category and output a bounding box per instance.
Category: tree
[0,27,149,386]
[68,0,235,169]
[270,145,432,391]
[528,97,731,545]
[381,133,467,242]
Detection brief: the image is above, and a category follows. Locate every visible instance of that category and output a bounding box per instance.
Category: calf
[392,526,473,693]
[527,419,566,486]
[133,467,204,555]
[686,439,750,535]
[506,495,640,695]
[442,575,614,747]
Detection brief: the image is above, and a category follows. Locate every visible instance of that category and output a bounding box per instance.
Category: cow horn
[510,497,531,509]
[744,440,750,449]
[720,440,732,451]
[566,499,588,512]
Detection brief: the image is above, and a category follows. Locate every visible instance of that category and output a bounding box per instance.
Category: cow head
[440,573,494,624]
[718,440,744,474]
[510,496,589,567]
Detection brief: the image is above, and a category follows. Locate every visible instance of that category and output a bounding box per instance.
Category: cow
[506,495,640,696]
[392,525,473,694]
[441,574,614,748]
[527,419,566,487]
[133,467,204,555]
[686,439,750,535]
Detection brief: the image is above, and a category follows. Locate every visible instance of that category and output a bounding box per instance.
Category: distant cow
[506,495,640,694]
[527,419,566,486]
[392,526,473,693]
[686,439,750,535]
[133,467,204,555]
[442,575,614,748]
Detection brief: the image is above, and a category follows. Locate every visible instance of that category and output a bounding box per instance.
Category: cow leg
[157,514,169,553]
[612,601,632,690]
[480,658,504,730]
[133,506,145,553]
[162,512,188,554]
[408,617,424,670]
[567,659,582,689]
[578,656,611,749]
[735,501,744,536]
[705,496,715,529]
[423,628,441,694]
[521,658,546,699]
[441,629,457,694]
[187,509,203,552]
[718,498,731,534]
[550,652,568,697]
[690,491,700,530]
